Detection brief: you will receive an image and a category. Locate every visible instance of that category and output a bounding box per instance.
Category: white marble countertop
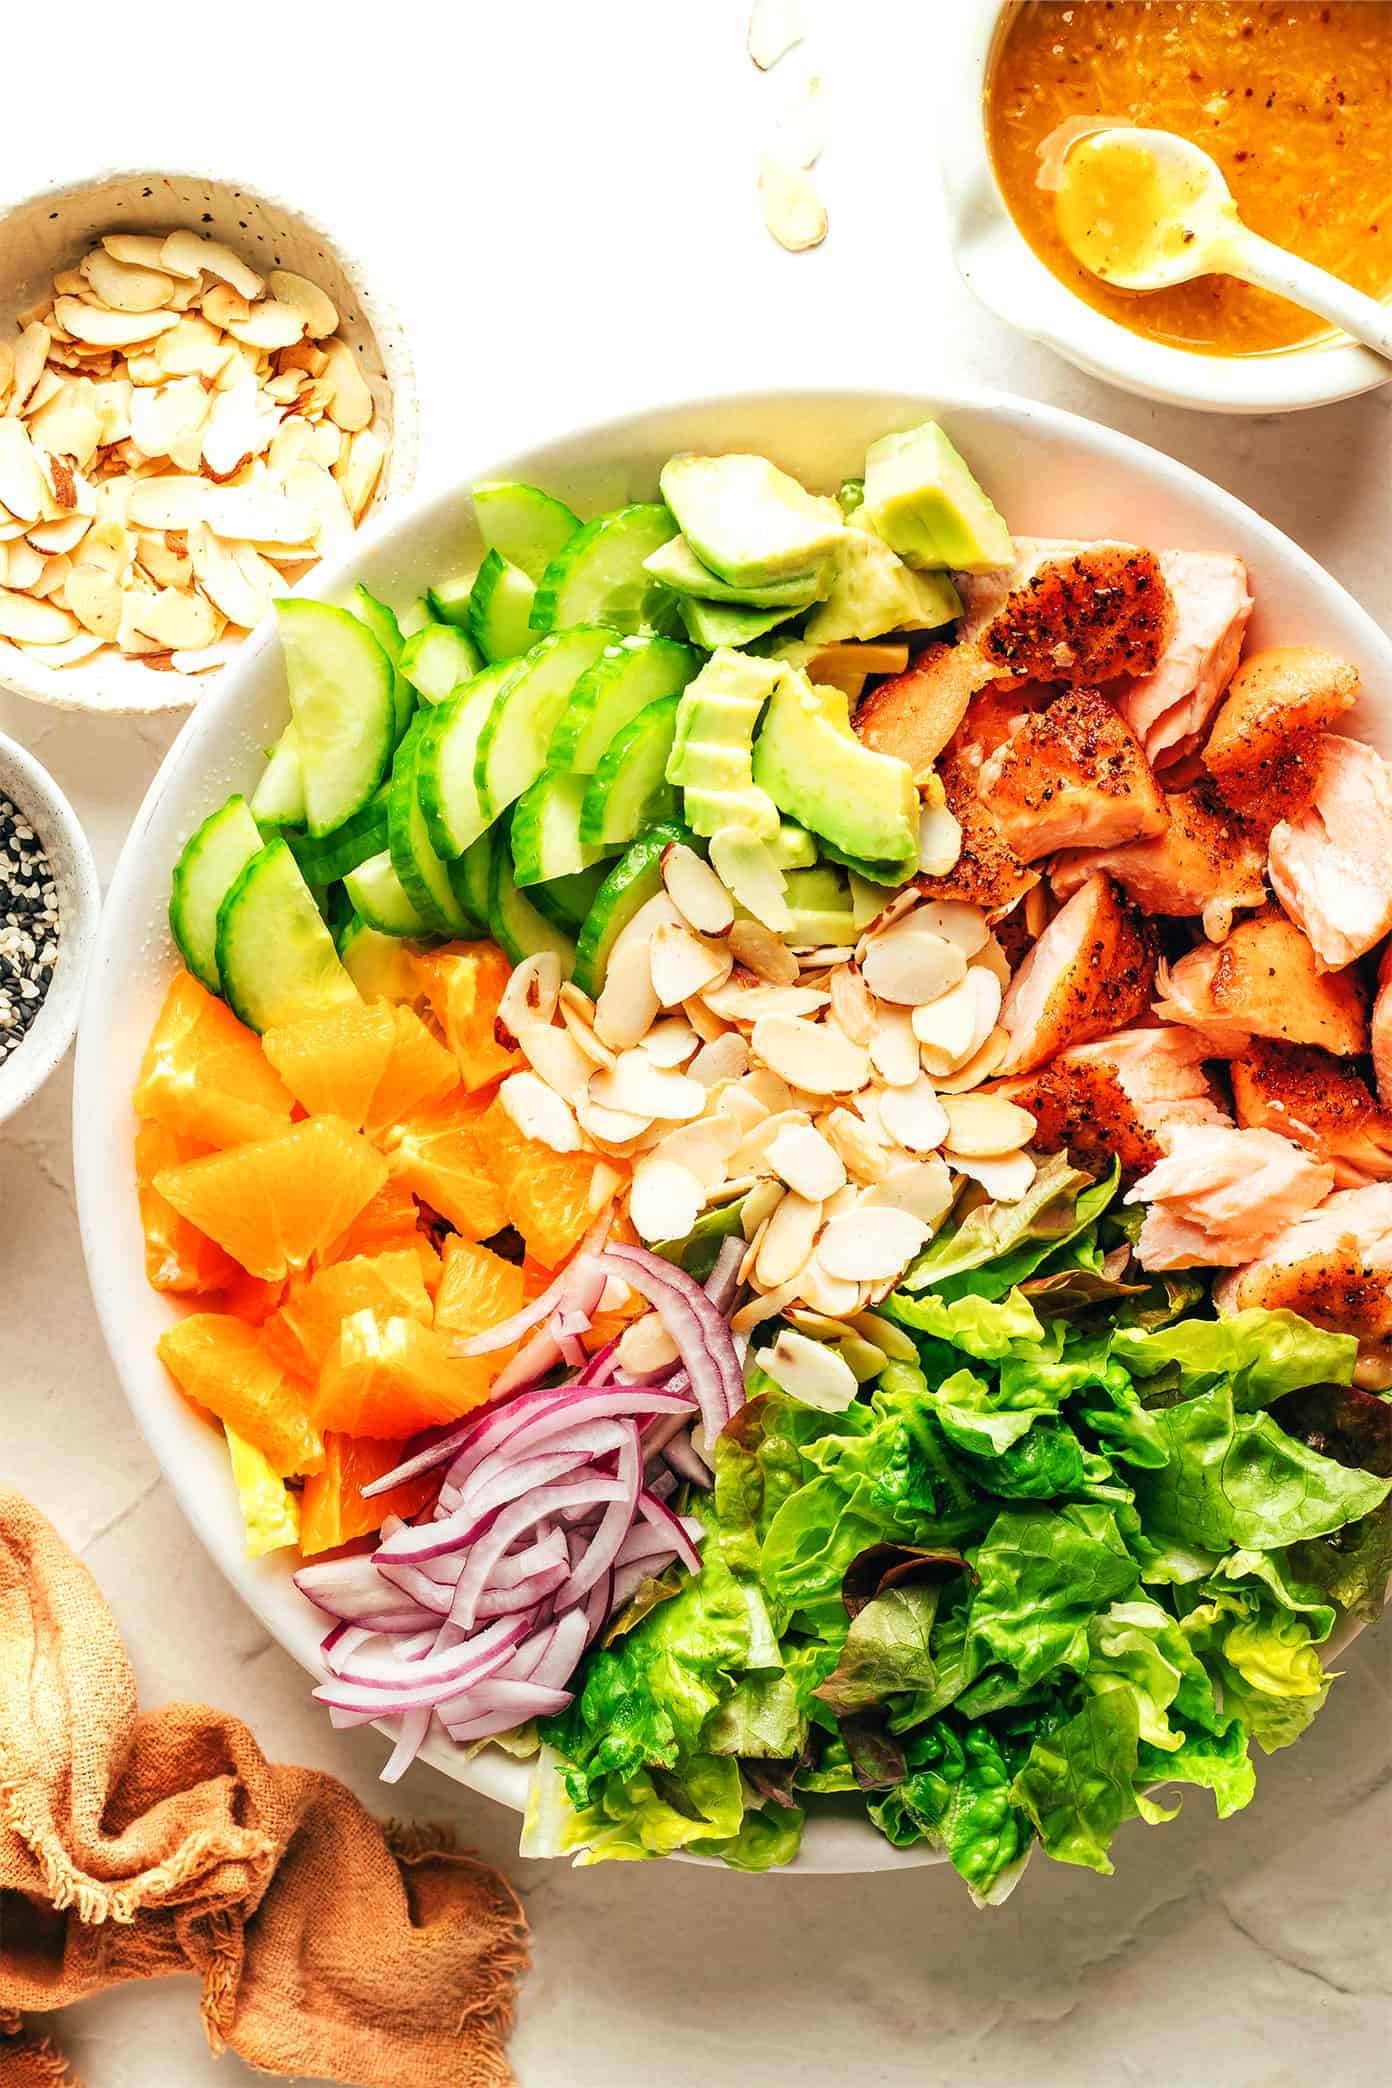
[4,3,1390,2081]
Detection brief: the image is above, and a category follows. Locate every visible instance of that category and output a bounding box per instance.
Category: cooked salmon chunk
[1153,905,1368,1058]
[978,689,1169,863]
[853,640,998,775]
[1050,779,1267,933]
[998,872,1157,1074]
[1268,734,1392,970]
[1126,1123,1334,1269]
[1231,1038,1392,1189]
[1372,945,1392,1110]
[958,538,1174,687]
[1203,645,1360,822]
[1213,1182,1392,1342]
[1115,550,1252,769]
[999,1024,1228,1181]
[913,748,1041,919]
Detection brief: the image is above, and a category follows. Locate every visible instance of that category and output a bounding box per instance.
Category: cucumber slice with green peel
[276,600,395,838]
[578,694,680,849]
[251,724,306,829]
[287,786,389,887]
[469,550,537,661]
[511,769,614,886]
[769,820,818,871]
[418,662,515,860]
[400,621,483,704]
[546,633,698,774]
[338,915,424,999]
[399,596,437,639]
[449,827,495,929]
[643,533,829,609]
[572,821,692,999]
[473,481,581,583]
[169,794,263,993]
[529,862,607,935]
[426,572,477,630]
[676,596,796,650]
[530,503,678,637]
[475,625,611,822]
[388,718,479,935]
[215,838,357,1032]
[344,849,437,938]
[489,838,576,975]
[350,584,415,744]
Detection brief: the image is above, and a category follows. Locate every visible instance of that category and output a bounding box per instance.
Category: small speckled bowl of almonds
[0,168,417,714]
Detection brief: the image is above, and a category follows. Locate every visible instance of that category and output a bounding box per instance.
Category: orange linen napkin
[0,1489,529,2087]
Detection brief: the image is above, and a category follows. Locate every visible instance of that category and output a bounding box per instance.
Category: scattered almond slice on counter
[748,0,804,69]
[759,159,829,253]
[772,72,827,168]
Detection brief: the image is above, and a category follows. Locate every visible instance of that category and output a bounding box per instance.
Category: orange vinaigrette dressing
[986,0,1392,355]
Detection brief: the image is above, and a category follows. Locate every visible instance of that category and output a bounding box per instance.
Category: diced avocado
[801,527,961,644]
[837,476,865,517]
[676,596,796,650]
[861,421,1013,574]
[666,647,782,840]
[643,533,830,609]
[751,666,917,869]
[768,819,818,871]
[659,453,846,589]
[780,866,856,947]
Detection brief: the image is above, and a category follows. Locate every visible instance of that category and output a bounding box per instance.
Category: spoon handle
[1227,232,1392,361]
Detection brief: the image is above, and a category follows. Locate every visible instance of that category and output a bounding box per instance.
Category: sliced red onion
[663,1430,714,1491]
[634,1490,703,1573]
[599,1244,744,1441]
[438,1683,574,1742]
[554,1427,641,1607]
[474,1561,570,1618]
[579,1567,615,1645]
[318,1612,529,1699]
[447,1478,629,1635]
[380,1704,431,1783]
[704,1233,745,1315]
[453,1248,606,1358]
[647,1468,678,1501]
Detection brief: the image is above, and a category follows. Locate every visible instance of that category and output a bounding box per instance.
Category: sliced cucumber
[473,481,581,582]
[169,794,263,993]
[469,550,537,661]
[276,600,395,838]
[350,584,415,744]
[287,786,389,886]
[546,633,698,774]
[573,821,691,999]
[399,596,437,639]
[489,837,576,975]
[449,826,495,929]
[529,862,607,935]
[400,621,483,704]
[579,694,680,849]
[418,662,515,860]
[344,849,436,938]
[251,724,306,829]
[475,626,611,822]
[215,838,357,1031]
[339,915,424,998]
[511,769,613,886]
[676,596,796,650]
[426,572,477,630]
[388,717,480,935]
[530,503,678,637]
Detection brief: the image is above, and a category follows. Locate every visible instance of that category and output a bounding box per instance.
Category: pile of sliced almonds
[492,836,1040,1354]
[0,231,387,675]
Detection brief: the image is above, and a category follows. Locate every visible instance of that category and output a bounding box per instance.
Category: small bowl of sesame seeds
[0,731,99,1124]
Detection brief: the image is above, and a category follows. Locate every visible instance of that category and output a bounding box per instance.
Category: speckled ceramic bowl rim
[0,730,99,1124]
[0,164,419,715]
[940,0,1392,415]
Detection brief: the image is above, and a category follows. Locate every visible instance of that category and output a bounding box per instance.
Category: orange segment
[361,1004,459,1145]
[389,1093,507,1239]
[158,1312,324,1475]
[263,1248,434,1381]
[135,972,294,1149]
[434,1236,527,1338]
[261,998,397,1130]
[135,1122,237,1294]
[154,1116,388,1281]
[298,1432,436,1555]
[315,1308,498,1438]
[323,1178,424,1265]
[414,942,522,1093]
[475,1092,619,1268]
[207,1268,289,1325]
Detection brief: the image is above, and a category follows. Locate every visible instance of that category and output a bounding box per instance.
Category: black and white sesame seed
[0,795,60,1062]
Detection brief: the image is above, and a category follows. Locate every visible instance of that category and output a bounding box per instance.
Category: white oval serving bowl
[940,0,1392,415]
[73,386,1391,1873]
[0,167,418,716]
[0,730,100,1125]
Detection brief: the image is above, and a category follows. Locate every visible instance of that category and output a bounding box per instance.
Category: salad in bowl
[109,403,1391,1901]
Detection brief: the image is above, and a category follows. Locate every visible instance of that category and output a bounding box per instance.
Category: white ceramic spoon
[1053,126,1392,360]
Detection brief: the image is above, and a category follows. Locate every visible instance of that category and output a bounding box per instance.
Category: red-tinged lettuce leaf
[838,1709,909,1790]
[900,1153,1119,1297]
[813,1582,942,1717]
[840,1542,970,1617]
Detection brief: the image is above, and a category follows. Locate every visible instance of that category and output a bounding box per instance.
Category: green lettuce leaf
[1112,1308,1358,1410]
[1137,1717,1256,1820]
[690,1801,806,1871]
[869,1718,1035,1902]
[1010,1690,1143,1874]
[883,1286,1048,1360]
[901,1154,1117,1296]
[963,1503,1141,1693]
[704,1669,807,1759]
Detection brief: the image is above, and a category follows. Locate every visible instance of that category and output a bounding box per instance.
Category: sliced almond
[500,1069,581,1153]
[19,631,104,667]
[864,1005,917,1088]
[714,1082,768,1138]
[80,247,175,313]
[188,525,273,629]
[740,1178,784,1242]
[53,298,177,349]
[879,1075,950,1154]
[703,978,828,1024]
[973,934,1013,992]
[917,798,963,876]
[651,919,732,1007]
[862,921,967,1006]
[641,1015,701,1068]
[795,1252,863,1320]
[130,584,220,651]
[819,1204,929,1283]
[574,1095,652,1148]
[284,459,355,548]
[154,314,231,379]
[911,899,991,960]
[103,233,181,272]
[203,485,316,544]
[126,475,208,531]
[653,1117,740,1192]
[709,825,792,931]
[951,1150,1037,1203]
[661,841,734,935]
[864,1156,955,1227]
[912,971,992,1075]
[741,1067,797,1116]
[850,1309,918,1363]
[942,1094,1036,1158]
[755,1329,858,1414]
[560,991,617,1070]
[823,1106,889,1185]
[200,370,277,478]
[268,269,339,339]
[728,917,799,985]
[201,284,253,332]
[3,541,41,589]
[29,552,70,599]
[630,1157,704,1244]
[9,323,50,414]
[227,299,306,352]
[322,337,374,432]
[0,589,77,643]
[748,0,805,67]
[765,1121,846,1201]
[22,369,64,419]
[732,1105,812,1175]
[935,1025,1011,1096]
[335,426,385,522]
[756,1189,822,1288]
[160,231,264,300]
[128,376,210,464]
[498,951,562,1039]
[759,160,828,253]
[732,1281,803,1338]
[513,1022,592,1105]
[27,389,102,471]
[690,1032,750,1088]
[0,422,46,522]
[135,530,192,589]
[683,992,727,1044]
[752,1013,869,1096]
[829,962,873,1046]
[64,565,121,640]
[594,935,660,1051]
[589,1052,706,1122]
